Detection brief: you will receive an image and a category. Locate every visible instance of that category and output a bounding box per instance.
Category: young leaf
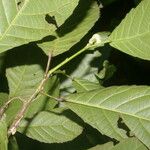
[96,60,116,81]
[0,120,8,150]
[109,0,150,60]
[18,108,83,143]
[60,50,104,96]
[0,0,79,54]
[38,0,99,56]
[88,32,110,50]
[65,86,150,148]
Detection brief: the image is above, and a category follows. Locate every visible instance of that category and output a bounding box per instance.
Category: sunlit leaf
[109,0,150,60]
[38,0,99,56]
[0,0,79,54]
[66,86,150,147]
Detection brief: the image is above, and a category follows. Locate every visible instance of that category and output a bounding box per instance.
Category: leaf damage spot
[45,14,58,28]
[17,0,24,10]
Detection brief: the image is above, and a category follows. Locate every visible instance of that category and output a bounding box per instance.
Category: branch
[7,34,107,136]
[8,53,52,136]
[45,52,52,78]
[7,45,90,136]
[47,33,109,76]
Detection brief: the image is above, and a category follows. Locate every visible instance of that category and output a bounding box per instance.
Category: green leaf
[0,94,23,127]
[89,138,147,150]
[0,93,8,107]
[109,0,150,60]
[0,93,9,121]
[60,50,104,96]
[73,78,102,93]
[0,120,8,150]
[4,99,22,126]
[0,0,79,54]
[18,108,83,143]
[6,45,46,100]
[110,138,148,150]
[5,67,59,123]
[65,86,150,148]
[60,45,111,96]
[38,0,99,56]
[96,60,116,81]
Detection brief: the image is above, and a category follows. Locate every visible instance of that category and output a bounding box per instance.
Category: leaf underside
[18,109,83,143]
[0,120,8,150]
[0,0,79,54]
[109,0,150,60]
[65,86,150,148]
[73,78,102,93]
[6,46,47,100]
[37,0,99,56]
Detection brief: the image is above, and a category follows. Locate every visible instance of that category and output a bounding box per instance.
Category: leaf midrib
[73,79,89,91]
[66,100,150,122]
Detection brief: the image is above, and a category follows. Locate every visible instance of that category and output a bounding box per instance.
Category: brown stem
[8,53,52,136]
[45,52,52,78]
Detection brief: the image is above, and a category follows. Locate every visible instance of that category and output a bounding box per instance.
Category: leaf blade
[38,0,99,56]
[0,0,79,54]
[65,86,150,147]
[109,0,150,60]
[73,78,102,93]
[18,109,83,143]
[0,120,8,150]
[6,46,46,100]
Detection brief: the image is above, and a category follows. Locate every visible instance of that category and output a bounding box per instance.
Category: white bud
[89,34,102,45]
